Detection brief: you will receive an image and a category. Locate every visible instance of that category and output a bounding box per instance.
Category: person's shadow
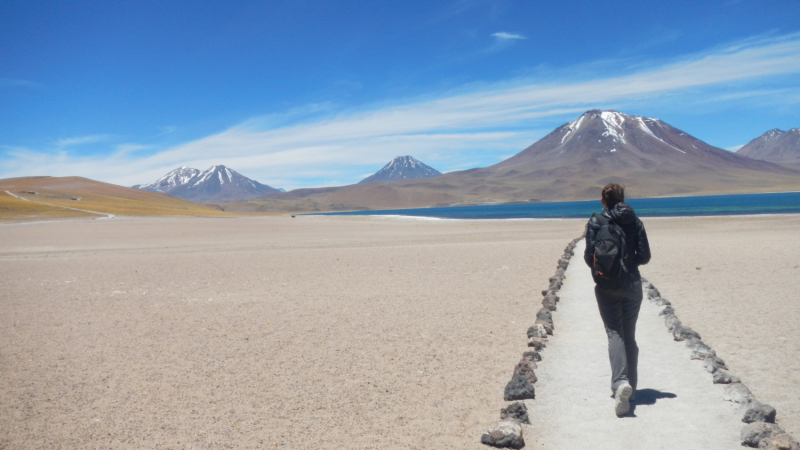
[626,388,677,417]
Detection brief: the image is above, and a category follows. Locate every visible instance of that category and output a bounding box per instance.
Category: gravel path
[4,190,115,219]
[525,240,743,449]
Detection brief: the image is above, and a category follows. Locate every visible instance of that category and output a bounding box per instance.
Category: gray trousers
[594,279,643,393]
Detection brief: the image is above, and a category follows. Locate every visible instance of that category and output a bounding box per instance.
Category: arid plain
[1,214,799,448]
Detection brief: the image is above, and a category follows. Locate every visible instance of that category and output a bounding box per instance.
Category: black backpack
[591,213,629,289]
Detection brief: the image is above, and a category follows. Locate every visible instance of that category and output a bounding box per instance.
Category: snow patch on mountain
[133,165,281,202]
[359,156,442,184]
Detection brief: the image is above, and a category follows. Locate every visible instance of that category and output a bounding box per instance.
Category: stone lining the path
[480,235,584,449]
[482,235,800,449]
[642,280,800,449]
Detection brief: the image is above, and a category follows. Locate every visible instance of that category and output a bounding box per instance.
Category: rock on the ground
[686,339,716,360]
[542,291,559,302]
[504,373,536,401]
[744,402,778,424]
[527,337,545,351]
[536,308,553,323]
[514,358,538,385]
[758,433,800,450]
[713,369,740,384]
[742,423,785,447]
[664,314,682,332]
[659,305,675,316]
[647,286,661,300]
[522,351,541,362]
[501,402,530,425]
[655,297,672,306]
[481,419,525,449]
[527,324,548,339]
[724,383,756,404]
[535,319,554,335]
[541,296,557,311]
[673,325,701,341]
[703,356,728,373]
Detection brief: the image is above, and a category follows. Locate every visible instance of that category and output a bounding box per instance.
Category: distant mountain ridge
[359,156,442,183]
[736,128,800,167]
[225,109,800,213]
[133,165,280,202]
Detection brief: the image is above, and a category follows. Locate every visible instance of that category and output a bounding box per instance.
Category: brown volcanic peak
[494,110,786,174]
[737,128,800,166]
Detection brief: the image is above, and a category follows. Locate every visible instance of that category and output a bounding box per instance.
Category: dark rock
[659,306,675,316]
[481,419,525,449]
[500,402,530,425]
[527,337,545,351]
[713,370,740,384]
[744,402,778,424]
[724,383,756,404]
[689,342,716,360]
[535,319,554,335]
[557,260,568,270]
[514,358,538,385]
[555,267,566,278]
[504,373,536,401]
[757,433,800,450]
[536,308,553,323]
[655,297,672,306]
[647,286,660,300]
[541,290,549,296]
[664,315,682,331]
[673,325,701,341]
[691,349,716,360]
[543,291,559,303]
[522,351,541,362]
[541,296,557,311]
[527,324,548,339]
[703,356,728,373]
[742,422,785,447]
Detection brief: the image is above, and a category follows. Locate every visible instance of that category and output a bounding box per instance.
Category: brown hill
[1,176,227,221]
[223,110,800,213]
[736,128,800,167]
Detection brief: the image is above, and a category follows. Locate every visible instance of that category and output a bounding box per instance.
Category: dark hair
[601,183,625,209]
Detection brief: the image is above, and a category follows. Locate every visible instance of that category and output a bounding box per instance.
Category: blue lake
[316,191,800,219]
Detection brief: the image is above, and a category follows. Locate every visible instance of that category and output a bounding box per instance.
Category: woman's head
[601,183,625,209]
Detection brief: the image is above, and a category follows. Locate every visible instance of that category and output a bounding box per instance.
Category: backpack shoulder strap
[594,212,610,226]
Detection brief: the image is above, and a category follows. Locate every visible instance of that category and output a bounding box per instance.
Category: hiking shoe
[615,383,633,416]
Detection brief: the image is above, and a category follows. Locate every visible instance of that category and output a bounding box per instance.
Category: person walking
[584,183,651,417]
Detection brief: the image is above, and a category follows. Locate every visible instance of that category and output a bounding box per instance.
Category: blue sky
[2,0,800,190]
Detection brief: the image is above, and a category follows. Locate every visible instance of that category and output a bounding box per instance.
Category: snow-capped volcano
[359,156,442,183]
[737,127,800,167]
[132,166,200,193]
[494,109,786,174]
[133,165,280,202]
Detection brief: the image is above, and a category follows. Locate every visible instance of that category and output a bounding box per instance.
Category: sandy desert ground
[1,213,799,448]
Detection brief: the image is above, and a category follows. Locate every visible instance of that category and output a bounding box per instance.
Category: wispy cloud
[0,78,41,88]
[55,134,112,147]
[3,33,800,189]
[492,32,525,40]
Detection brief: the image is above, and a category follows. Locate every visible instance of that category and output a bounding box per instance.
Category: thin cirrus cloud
[2,33,800,189]
[55,134,112,147]
[492,31,526,40]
